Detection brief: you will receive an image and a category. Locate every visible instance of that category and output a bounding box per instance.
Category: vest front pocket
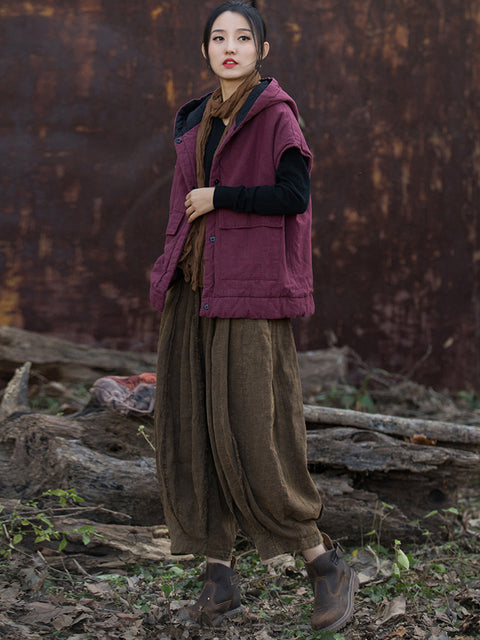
[215,221,285,285]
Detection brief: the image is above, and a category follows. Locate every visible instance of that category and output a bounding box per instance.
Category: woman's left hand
[185,187,215,223]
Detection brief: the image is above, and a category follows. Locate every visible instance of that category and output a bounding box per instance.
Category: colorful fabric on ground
[91,374,156,415]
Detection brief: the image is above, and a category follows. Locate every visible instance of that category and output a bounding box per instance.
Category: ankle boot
[305,534,359,632]
[186,558,242,626]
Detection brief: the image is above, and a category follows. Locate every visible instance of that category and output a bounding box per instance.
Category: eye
[239,35,251,41]
[212,35,224,42]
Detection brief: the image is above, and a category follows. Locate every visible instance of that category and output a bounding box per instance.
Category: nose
[224,38,237,54]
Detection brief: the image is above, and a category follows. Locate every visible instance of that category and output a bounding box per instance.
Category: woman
[150,1,358,632]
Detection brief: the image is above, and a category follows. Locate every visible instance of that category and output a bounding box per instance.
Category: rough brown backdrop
[1,0,479,388]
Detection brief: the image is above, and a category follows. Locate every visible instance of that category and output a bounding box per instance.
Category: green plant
[458,390,480,410]
[0,489,103,557]
[423,506,459,538]
[364,500,395,547]
[138,424,155,450]
[393,539,410,578]
[316,379,375,413]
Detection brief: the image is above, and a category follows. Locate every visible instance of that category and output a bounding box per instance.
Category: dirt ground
[1,375,480,640]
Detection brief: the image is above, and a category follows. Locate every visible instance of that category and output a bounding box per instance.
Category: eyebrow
[211,28,252,33]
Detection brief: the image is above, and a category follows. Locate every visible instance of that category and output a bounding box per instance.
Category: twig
[58,556,76,587]
[403,345,433,381]
[72,557,94,579]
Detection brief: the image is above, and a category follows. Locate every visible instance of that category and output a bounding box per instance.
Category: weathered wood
[306,427,480,473]
[296,348,348,400]
[1,356,479,545]
[0,499,192,567]
[304,404,480,447]
[0,327,156,383]
[0,411,161,527]
[311,473,426,545]
[0,362,31,421]
[307,428,479,528]
[2,403,478,544]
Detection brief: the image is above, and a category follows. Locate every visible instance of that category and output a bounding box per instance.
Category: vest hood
[173,78,300,139]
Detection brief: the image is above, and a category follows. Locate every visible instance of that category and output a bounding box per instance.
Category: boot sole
[211,604,243,626]
[311,571,360,633]
[192,604,243,627]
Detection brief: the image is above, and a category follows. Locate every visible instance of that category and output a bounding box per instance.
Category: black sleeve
[213,147,310,216]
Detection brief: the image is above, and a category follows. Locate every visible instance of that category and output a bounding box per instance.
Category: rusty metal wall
[1,0,479,388]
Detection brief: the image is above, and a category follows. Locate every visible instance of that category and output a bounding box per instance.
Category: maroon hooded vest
[150,78,315,319]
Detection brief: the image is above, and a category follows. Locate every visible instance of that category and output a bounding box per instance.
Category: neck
[219,78,243,102]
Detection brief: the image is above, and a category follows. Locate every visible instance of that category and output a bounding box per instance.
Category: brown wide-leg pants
[154,278,322,561]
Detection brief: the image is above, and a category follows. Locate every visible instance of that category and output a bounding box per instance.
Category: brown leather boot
[186,558,242,626]
[305,534,359,632]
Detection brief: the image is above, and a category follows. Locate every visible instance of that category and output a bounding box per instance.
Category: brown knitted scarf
[178,71,261,290]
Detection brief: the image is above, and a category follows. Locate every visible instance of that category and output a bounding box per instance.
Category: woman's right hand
[185,188,215,223]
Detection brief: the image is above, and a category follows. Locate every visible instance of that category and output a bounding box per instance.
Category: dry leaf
[255,630,276,640]
[351,545,380,584]
[386,626,409,638]
[21,601,75,625]
[376,594,407,625]
[264,553,296,573]
[410,434,437,446]
[84,581,113,596]
[0,583,21,605]
[425,628,448,640]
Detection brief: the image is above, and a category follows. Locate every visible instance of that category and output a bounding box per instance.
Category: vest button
[175,137,182,143]
[204,304,209,310]
[214,179,220,185]
[209,236,216,242]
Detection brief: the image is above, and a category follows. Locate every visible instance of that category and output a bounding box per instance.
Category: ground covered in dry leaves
[1,513,479,640]
[1,377,480,639]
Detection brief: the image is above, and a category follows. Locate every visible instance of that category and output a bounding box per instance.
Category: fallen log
[304,403,480,448]
[1,360,479,545]
[1,407,478,544]
[0,328,348,391]
[0,499,192,568]
[0,361,31,421]
[0,410,161,527]
[307,427,479,536]
[0,326,156,383]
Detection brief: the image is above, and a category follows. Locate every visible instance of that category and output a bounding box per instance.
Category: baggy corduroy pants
[154,278,323,561]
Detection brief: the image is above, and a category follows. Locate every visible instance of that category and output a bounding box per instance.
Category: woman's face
[203,11,268,93]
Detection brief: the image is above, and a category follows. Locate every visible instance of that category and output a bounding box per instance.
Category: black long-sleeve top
[204,117,310,216]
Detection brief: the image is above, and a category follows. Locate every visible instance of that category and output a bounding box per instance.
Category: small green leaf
[13,533,23,545]
[396,549,410,571]
[58,537,67,552]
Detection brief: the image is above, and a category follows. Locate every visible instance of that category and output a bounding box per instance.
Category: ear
[201,43,207,60]
[262,41,270,60]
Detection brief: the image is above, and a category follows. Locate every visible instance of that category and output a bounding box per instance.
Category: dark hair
[202,1,267,70]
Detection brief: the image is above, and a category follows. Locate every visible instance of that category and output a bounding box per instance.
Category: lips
[223,58,238,68]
